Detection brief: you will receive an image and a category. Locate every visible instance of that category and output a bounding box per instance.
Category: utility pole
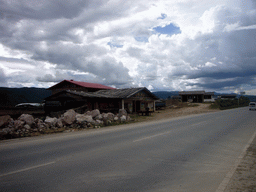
[238,92,245,107]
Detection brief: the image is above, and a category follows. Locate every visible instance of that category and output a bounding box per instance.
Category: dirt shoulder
[131,103,219,122]
[152,103,219,120]
[223,135,256,192]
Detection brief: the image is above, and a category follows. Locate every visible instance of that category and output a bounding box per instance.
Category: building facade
[44,86,158,114]
[179,91,215,103]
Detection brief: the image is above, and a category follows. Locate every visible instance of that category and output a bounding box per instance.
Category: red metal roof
[48,80,116,90]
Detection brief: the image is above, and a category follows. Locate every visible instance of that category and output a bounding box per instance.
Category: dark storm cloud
[0,0,256,92]
[0,0,95,21]
[0,67,6,84]
[0,0,137,87]
[186,76,253,90]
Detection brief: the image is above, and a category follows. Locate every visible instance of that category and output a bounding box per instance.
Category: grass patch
[209,102,220,109]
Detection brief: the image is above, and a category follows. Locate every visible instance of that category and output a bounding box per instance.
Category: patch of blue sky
[153,23,181,35]
[107,42,123,48]
[134,36,148,42]
[157,13,167,20]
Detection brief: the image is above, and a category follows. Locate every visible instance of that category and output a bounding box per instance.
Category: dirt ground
[223,136,256,192]
[131,103,219,122]
[152,103,219,120]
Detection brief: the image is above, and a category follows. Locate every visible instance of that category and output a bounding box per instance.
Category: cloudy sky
[0,0,256,94]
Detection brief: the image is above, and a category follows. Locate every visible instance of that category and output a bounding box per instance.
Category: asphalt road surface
[1,107,256,192]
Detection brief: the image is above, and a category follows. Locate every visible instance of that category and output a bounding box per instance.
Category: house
[47,79,115,95]
[44,87,158,114]
[220,94,237,100]
[179,91,215,103]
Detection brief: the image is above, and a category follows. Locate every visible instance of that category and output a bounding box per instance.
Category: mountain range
[0,87,51,107]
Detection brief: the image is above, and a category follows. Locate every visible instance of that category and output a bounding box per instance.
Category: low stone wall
[0,109,131,140]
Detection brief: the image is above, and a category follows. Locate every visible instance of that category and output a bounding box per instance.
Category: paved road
[1,107,256,192]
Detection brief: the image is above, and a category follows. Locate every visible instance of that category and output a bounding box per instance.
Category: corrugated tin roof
[220,94,237,97]
[205,92,214,95]
[179,91,205,95]
[44,87,158,101]
[95,87,145,98]
[179,91,214,95]
[67,87,158,99]
[48,80,116,90]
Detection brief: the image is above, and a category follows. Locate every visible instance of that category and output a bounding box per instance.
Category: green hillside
[0,87,51,107]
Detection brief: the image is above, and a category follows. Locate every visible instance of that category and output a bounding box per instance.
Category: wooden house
[220,94,237,100]
[44,87,158,114]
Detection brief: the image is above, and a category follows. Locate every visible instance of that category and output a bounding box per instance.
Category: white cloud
[0,0,255,93]
[205,62,217,67]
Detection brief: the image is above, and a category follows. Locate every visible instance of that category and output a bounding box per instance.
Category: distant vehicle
[249,102,256,111]
[15,103,44,109]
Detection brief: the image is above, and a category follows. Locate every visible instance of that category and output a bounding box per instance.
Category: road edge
[215,130,256,192]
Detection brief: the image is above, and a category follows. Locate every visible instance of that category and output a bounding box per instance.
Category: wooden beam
[122,99,124,110]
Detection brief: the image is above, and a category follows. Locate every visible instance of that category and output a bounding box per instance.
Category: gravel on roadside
[223,134,256,191]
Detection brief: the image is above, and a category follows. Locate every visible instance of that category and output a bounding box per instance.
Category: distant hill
[153,91,256,102]
[152,91,179,100]
[244,95,256,102]
[0,87,51,107]
[1,87,255,108]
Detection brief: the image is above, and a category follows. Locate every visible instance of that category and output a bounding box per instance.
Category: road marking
[0,161,56,177]
[133,121,207,143]
[190,121,208,127]
[133,131,171,142]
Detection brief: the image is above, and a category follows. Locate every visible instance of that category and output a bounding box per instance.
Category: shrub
[214,96,250,110]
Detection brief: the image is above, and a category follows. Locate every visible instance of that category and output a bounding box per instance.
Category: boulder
[76,114,94,124]
[87,123,94,129]
[89,119,96,125]
[85,111,92,116]
[76,114,87,124]
[34,118,43,127]
[56,119,63,128]
[95,120,103,125]
[102,113,108,120]
[102,113,115,121]
[24,124,31,130]
[0,128,11,136]
[7,118,14,128]
[18,114,34,126]
[119,109,127,116]
[91,109,100,118]
[44,116,58,127]
[114,116,119,121]
[62,109,76,125]
[0,115,11,128]
[14,120,25,130]
[94,114,103,120]
[107,112,115,121]
[120,115,127,122]
[126,116,131,122]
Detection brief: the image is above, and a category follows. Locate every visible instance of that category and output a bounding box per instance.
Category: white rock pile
[0,109,131,139]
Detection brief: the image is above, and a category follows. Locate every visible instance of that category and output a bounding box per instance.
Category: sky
[0,0,256,94]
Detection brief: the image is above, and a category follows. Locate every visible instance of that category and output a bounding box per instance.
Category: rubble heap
[0,109,131,139]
